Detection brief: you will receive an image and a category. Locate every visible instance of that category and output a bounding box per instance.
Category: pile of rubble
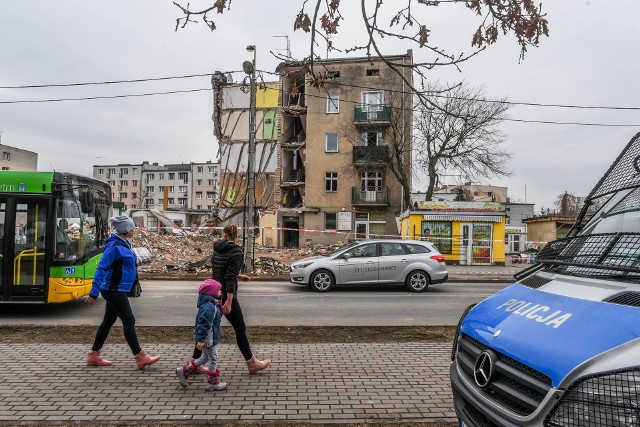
[131,229,213,274]
[130,228,346,276]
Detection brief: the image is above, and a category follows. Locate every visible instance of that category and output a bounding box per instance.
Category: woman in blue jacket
[85,216,160,369]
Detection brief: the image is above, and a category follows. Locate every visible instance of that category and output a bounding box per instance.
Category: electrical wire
[260,69,640,111]
[0,88,211,104]
[4,69,640,111]
[1,70,639,126]
[0,73,219,89]
[256,84,640,127]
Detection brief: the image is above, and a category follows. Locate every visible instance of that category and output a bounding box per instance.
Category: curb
[138,273,515,283]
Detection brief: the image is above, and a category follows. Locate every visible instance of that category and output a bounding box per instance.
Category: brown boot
[246,356,271,375]
[87,350,112,366]
[135,349,160,370]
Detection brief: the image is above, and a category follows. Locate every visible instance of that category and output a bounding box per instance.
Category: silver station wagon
[289,239,448,292]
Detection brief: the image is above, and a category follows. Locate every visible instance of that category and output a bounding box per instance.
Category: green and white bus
[0,171,111,303]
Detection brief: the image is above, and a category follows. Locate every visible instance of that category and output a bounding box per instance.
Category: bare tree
[414,81,512,201]
[553,191,583,217]
[173,1,549,99]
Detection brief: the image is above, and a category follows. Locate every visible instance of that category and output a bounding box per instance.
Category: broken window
[361,131,383,146]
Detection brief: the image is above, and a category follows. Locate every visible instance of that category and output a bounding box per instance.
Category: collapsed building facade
[212,51,413,248]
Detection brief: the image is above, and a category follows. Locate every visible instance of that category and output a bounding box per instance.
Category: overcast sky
[1,1,639,211]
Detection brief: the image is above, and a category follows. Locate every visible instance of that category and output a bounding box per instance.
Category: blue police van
[450,133,640,426]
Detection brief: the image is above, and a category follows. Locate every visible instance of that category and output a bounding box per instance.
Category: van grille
[604,291,640,307]
[456,334,552,416]
[520,274,553,289]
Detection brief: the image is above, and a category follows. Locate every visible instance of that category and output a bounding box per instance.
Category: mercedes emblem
[473,351,495,388]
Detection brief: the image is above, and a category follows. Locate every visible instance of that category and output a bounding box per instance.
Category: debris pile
[131,229,214,274]
[253,257,290,275]
[129,229,347,275]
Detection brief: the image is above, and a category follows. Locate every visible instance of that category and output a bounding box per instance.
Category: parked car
[289,239,448,292]
[450,133,640,427]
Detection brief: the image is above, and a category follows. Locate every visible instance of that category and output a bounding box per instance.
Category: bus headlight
[546,369,640,427]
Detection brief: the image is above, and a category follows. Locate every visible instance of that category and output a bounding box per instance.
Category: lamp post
[243,45,257,272]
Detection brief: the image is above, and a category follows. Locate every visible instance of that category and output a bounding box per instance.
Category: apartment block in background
[0,143,37,171]
[275,51,414,248]
[92,160,219,212]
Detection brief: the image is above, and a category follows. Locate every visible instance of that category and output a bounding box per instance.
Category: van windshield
[535,187,640,281]
[578,188,640,235]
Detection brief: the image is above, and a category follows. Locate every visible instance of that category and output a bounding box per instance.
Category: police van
[450,133,640,426]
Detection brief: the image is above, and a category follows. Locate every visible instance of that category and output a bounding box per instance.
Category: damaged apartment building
[211,50,413,248]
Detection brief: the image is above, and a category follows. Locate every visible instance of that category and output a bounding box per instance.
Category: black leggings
[92,290,142,355]
[192,296,252,361]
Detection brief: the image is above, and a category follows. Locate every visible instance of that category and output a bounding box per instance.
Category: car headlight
[545,369,640,427]
[291,261,313,270]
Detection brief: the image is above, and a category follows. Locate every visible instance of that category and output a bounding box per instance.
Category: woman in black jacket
[193,224,271,374]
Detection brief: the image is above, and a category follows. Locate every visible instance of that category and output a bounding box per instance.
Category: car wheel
[405,270,430,292]
[310,270,335,292]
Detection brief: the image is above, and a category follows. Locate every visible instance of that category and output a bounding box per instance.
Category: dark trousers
[92,290,142,355]
[192,296,252,361]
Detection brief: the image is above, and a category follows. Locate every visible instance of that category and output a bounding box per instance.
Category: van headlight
[546,369,640,427]
[291,261,313,270]
[451,303,475,361]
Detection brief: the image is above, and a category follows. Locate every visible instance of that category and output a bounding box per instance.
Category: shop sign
[418,201,502,212]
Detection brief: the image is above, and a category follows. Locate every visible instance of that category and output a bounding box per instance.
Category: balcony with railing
[354,104,391,126]
[352,187,390,206]
[281,169,305,187]
[352,145,389,166]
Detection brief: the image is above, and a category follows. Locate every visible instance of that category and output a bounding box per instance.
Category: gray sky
[1,1,639,211]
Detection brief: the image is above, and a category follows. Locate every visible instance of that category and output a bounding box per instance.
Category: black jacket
[212,239,243,295]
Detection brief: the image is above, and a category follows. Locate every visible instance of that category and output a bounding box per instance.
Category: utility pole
[243,45,257,272]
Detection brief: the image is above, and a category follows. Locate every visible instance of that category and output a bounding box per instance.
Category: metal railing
[351,187,390,205]
[354,104,391,123]
[352,145,389,164]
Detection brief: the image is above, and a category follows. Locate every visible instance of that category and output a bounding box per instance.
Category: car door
[338,242,379,284]
[378,242,411,283]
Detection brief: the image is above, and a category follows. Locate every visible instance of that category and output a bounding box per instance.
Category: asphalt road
[0,280,508,326]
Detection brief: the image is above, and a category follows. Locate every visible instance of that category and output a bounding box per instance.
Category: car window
[380,243,406,257]
[347,243,377,258]
[404,244,431,254]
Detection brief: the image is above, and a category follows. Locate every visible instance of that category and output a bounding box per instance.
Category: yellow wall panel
[256,84,279,108]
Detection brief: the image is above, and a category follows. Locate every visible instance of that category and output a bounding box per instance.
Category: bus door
[0,198,49,302]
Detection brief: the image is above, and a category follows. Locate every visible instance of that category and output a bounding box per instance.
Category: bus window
[0,202,5,280]
[55,189,108,261]
[22,204,47,250]
[14,201,47,286]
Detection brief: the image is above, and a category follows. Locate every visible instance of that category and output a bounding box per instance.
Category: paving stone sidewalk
[0,342,456,424]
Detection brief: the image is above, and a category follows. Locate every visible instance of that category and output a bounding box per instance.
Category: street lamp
[243,45,257,272]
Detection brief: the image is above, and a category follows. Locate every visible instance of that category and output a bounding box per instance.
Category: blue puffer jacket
[89,234,138,298]
[195,293,223,346]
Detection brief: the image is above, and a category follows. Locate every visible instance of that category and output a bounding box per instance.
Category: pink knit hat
[198,279,222,296]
